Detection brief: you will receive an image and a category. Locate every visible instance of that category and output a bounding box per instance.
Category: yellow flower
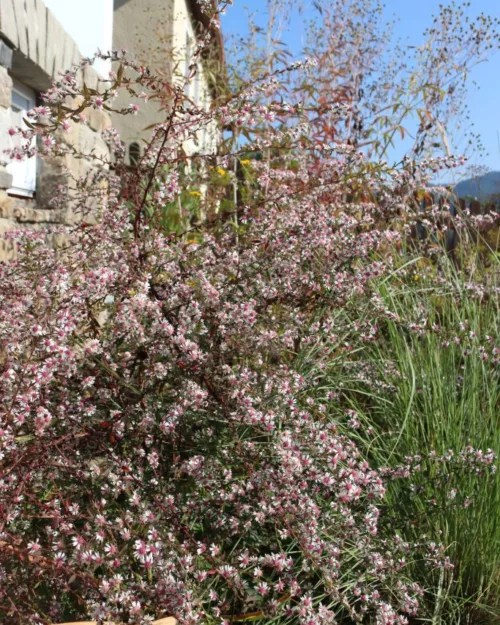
[189,190,201,197]
[240,159,251,166]
[414,274,420,281]
[216,167,227,176]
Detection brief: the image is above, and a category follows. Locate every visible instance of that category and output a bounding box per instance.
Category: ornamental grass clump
[307,252,500,623]
[0,5,498,624]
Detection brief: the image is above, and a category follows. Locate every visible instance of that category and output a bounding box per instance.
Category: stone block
[38,154,66,175]
[0,199,66,224]
[47,230,70,250]
[62,153,90,180]
[25,0,39,63]
[78,124,110,162]
[88,108,112,134]
[55,118,81,149]
[36,171,68,209]
[62,33,79,75]
[0,190,12,214]
[46,10,66,78]
[0,217,17,261]
[12,0,29,57]
[71,43,82,69]
[0,0,18,49]
[35,0,47,67]
[0,66,13,109]
[82,65,99,91]
[67,95,85,109]
[0,169,13,190]
[57,100,111,146]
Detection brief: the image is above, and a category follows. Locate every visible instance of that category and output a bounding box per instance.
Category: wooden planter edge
[55,619,176,625]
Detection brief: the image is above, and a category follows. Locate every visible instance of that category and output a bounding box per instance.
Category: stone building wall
[112,0,221,165]
[112,0,175,156]
[0,0,224,260]
[0,0,111,260]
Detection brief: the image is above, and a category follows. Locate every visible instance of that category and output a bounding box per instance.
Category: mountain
[454,171,500,202]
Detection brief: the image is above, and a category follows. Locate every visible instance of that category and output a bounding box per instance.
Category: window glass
[184,30,192,97]
[202,89,207,150]
[129,142,141,167]
[7,80,37,197]
[193,66,200,105]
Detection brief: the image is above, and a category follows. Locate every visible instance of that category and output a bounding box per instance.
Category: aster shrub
[0,20,497,625]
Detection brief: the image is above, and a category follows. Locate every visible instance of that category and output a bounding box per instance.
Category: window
[129,142,141,167]
[193,65,200,106]
[201,89,207,149]
[184,28,192,97]
[201,89,211,152]
[7,80,37,197]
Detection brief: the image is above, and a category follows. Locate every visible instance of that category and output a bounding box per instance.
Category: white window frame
[201,88,208,149]
[184,25,192,98]
[193,64,200,106]
[7,80,37,198]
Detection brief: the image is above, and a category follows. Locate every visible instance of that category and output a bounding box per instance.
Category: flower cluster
[0,37,496,625]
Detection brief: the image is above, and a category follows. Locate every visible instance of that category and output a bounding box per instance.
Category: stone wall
[0,0,81,91]
[0,54,19,260]
[0,0,112,260]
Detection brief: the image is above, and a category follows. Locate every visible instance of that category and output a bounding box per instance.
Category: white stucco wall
[43,0,114,77]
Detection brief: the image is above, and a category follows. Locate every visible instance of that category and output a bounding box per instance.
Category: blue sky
[43,0,500,176]
[221,0,500,175]
[43,0,113,76]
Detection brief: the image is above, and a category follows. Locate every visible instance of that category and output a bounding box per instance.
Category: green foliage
[301,249,500,624]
